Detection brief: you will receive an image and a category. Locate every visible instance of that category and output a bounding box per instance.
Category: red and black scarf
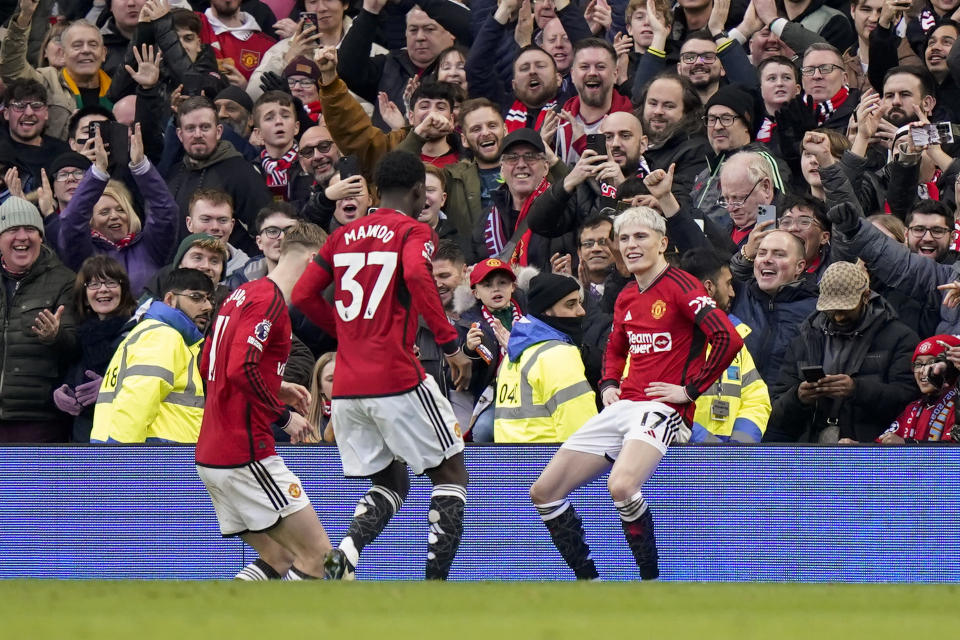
[481,300,523,356]
[260,143,299,198]
[815,86,850,126]
[91,229,136,250]
[505,99,557,133]
[483,178,549,267]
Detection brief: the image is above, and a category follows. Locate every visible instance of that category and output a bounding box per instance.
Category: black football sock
[615,491,659,580]
[340,485,404,568]
[425,484,467,580]
[535,499,599,580]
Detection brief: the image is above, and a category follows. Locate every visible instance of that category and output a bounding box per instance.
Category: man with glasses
[283,57,322,123]
[0,79,69,194]
[165,96,273,256]
[91,268,214,443]
[796,44,858,132]
[227,203,302,289]
[903,201,957,264]
[717,151,778,249]
[40,151,93,241]
[691,85,788,228]
[473,128,573,269]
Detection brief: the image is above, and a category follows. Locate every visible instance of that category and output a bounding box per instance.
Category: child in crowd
[457,258,527,442]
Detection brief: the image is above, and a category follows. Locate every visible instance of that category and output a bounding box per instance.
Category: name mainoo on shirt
[343,223,395,245]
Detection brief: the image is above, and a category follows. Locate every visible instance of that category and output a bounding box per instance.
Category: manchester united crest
[239,49,261,70]
[288,483,302,498]
[651,299,666,320]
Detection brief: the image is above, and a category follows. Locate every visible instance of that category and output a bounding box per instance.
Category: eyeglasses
[579,238,609,249]
[8,101,47,112]
[173,291,212,304]
[680,51,718,65]
[55,169,86,182]
[259,225,295,239]
[799,63,843,77]
[778,216,820,230]
[907,225,951,239]
[300,141,334,157]
[717,179,763,209]
[912,360,936,371]
[85,279,120,290]
[702,113,741,128]
[287,77,316,88]
[501,152,544,164]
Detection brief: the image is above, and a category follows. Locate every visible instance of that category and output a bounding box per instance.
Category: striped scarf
[815,86,849,126]
[481,301,523,357]
[260,144,299,198]
[505,99,557,133]
[483,178,549,266]
[599,158,651,201]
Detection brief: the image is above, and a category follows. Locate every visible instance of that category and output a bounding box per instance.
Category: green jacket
[0,246,77,422]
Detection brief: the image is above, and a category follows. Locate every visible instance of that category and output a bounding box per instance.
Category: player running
[196,223,336,580]
[292,150,473,580]
[529,207,743,580]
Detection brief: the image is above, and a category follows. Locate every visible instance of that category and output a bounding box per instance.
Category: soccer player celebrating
[529,206,743,580]
[292,150,473,580]
[195,223,336,581]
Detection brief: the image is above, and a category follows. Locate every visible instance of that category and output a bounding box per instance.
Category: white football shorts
[332,375,465,477]
[196,455,311,537]
[562,399,688,458]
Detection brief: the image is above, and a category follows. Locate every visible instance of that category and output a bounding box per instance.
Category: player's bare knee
[607,475,638,503]
[426,453,468,487]
[371,460,411,500]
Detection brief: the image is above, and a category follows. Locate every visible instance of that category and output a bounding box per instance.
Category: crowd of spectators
[2,0,960,445]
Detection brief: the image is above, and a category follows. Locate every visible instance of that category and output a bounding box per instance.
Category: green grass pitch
[4,581,960,639]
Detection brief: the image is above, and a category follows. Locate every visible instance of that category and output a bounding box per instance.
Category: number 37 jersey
[293,209,460,398]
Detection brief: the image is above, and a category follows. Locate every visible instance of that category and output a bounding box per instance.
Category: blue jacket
[506,315,574,361]
[731,279,819,384]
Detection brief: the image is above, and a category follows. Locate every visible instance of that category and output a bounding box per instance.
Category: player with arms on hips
[195,222,337,581]
[292,150,473,580]
[529,206,743,580]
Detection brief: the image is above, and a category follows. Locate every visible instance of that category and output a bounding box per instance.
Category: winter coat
[0,246,77,424]
[730,278,819,384]
[766,296,919,442]
[643,130,709,205]
[58,161,179,296]
[164,140,272,257]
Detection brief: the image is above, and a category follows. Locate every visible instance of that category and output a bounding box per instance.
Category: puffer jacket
[0,246,77,423]
[730,278,819,384]
[766,295,919,442]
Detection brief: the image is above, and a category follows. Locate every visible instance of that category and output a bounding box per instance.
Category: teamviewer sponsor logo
[627,331,672,355]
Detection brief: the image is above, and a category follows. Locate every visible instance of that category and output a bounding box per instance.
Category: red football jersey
[601,266,743,424]
[196,278,291,467]
[293,208,460,398]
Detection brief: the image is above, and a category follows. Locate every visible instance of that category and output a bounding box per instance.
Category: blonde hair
[305,352,336,443]
[99,180,141,234]
[613,206,666,237]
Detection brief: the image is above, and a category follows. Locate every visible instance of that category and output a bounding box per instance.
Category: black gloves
[259,71,290,96]
[826,201,862,235]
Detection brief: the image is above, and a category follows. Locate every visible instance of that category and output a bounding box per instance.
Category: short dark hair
[907,200,954,227]
[514,44,558,72]
[177,96,217,126]
[255,201,299,233]
[161,268,215,297]
[3,78,47,107]
[578,212,614,243]
[572,37,617,64]
[67,105,115,140]
[410,79,459,113]
[882,65,938,99]
[374,150,426,194]
[458,97,502,130]
[757,55,799,83]
[73,255,137,321]
[680,247,729,283]
[253,90,296,124]
[782,193,831,232]
[433,239,465,265]
[171,7,202,35]
[684,28,715,44]
[616,176,649,200]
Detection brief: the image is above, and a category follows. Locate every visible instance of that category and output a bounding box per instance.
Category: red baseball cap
[913,334,960,361]
[469,258,516,287]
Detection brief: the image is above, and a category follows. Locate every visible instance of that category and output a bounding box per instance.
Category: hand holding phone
[300,11,319,32]
[801,365,825,383]
[585,133,606,157]
[339,155,360,180]
[756,204,776,225]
